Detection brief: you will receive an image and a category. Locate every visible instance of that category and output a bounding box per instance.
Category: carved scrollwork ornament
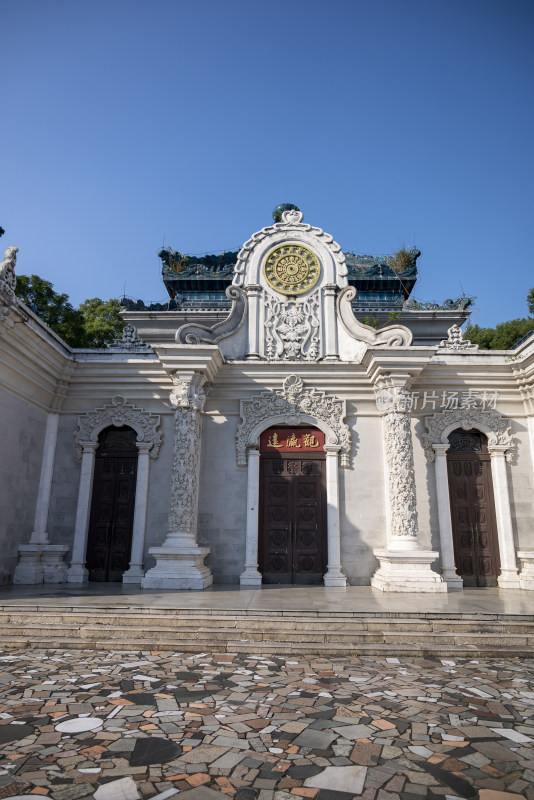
[236,374,351,467]
[167,408,201,534]
[423,406,516,464]
[169,372,207,411]
[74,396,162,461]
[233,212,347,287]
[374,380,419,539]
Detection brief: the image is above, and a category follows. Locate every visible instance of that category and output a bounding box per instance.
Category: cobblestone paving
[0,649,533,800]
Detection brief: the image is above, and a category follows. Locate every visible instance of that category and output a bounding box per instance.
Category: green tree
[78,297,124,347]
[15,275,124,348]
[465,287,534,349]
[15,274,86,347]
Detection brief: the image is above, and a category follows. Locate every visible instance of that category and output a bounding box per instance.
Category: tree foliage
[15,274,124,348]
[78,297,125,347]
[465,287,534,350]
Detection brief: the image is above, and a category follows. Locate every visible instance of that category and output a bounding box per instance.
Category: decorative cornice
[236,374,351,468]
[423,407,515,463]
[233,209,347,287]
[74,396,162,461]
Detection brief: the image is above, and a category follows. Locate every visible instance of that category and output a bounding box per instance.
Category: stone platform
[0,584,533,657]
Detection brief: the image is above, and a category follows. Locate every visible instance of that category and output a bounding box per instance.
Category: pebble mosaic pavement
[0,649,533,800]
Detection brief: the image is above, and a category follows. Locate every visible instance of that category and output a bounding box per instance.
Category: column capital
[375,382,413,415]
[136,442,153,455]
[324,445,341,455]
[323,284,338,296]
[488,444,509,456]
[169,371,207,410]
[80,442,98,454]
[432,443,450,456]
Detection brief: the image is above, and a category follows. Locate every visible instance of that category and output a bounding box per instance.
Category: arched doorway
[86,426,138,582]
[447,428,500,587]
[259,426,326,584]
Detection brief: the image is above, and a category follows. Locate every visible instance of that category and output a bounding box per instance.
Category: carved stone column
[324,446,347,586]
[67,442,98,583]
[371,380,446,592]
[122,442,152,584]
[488,445,520,588]
[322,284,339,360]
[432,444,463,589]
[240,447,262,587]
[245,284,262,359]
[142,372,212,590]
[13,412,68,584]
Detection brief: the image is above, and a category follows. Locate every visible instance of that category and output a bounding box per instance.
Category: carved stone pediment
[236,375,351,467]
[423,407,515,463]
[74,396,162,460]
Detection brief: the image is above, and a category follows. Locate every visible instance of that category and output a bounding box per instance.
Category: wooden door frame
[426,413,520,590]
[68,397,161,585]
[239,419,347,588]
[446,441,500,586]
[86,426,139,582]
[259,449,327,584]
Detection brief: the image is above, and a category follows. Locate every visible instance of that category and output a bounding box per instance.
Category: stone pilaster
[371,379,446,592]
[14,412,68,584]
[142,371,212,590]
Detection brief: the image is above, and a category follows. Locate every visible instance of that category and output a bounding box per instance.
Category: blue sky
[3,0,533,327]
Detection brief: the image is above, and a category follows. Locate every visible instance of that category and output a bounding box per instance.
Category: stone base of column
[141,547,212,591]
[122,564,144,585]
[442,569,464,591]
[324,567,347,587]
[518,553,534,590]
[497,568,521,590]
[239,567,262,587]
[371,549,447,592]
[67,562,89,583]
[13,545,69,584]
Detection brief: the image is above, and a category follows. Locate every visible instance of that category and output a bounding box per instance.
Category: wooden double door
[86,427,138,582]
[447,429,500,587]
[260,451,326,584]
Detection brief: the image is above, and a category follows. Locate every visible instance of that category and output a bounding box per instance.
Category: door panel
[86,428,138,582]
[447,449,500,587]
[260,451,326,585]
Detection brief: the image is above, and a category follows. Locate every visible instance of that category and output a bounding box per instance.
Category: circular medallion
[263,244,320,295]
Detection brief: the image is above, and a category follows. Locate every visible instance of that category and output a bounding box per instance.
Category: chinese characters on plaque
[260,428,325,453]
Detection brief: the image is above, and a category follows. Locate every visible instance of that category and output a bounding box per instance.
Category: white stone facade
[1,214,534,592]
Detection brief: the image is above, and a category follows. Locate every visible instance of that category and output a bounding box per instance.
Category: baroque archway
[68,396,162,584]
[237,375,351,588]
[422,406,519,589]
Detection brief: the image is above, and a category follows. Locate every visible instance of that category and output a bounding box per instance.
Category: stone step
[2,633,533,658]
[1,618,532,641]
[1,606,533,657]
[0,623,533,654]
[0,611,532,634]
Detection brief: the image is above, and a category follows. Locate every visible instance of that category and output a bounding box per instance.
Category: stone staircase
[1,605,533,656]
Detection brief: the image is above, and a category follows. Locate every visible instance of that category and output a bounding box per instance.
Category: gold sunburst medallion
[263,244,321,295]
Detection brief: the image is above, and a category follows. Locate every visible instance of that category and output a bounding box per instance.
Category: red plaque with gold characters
[260,427,325,453]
